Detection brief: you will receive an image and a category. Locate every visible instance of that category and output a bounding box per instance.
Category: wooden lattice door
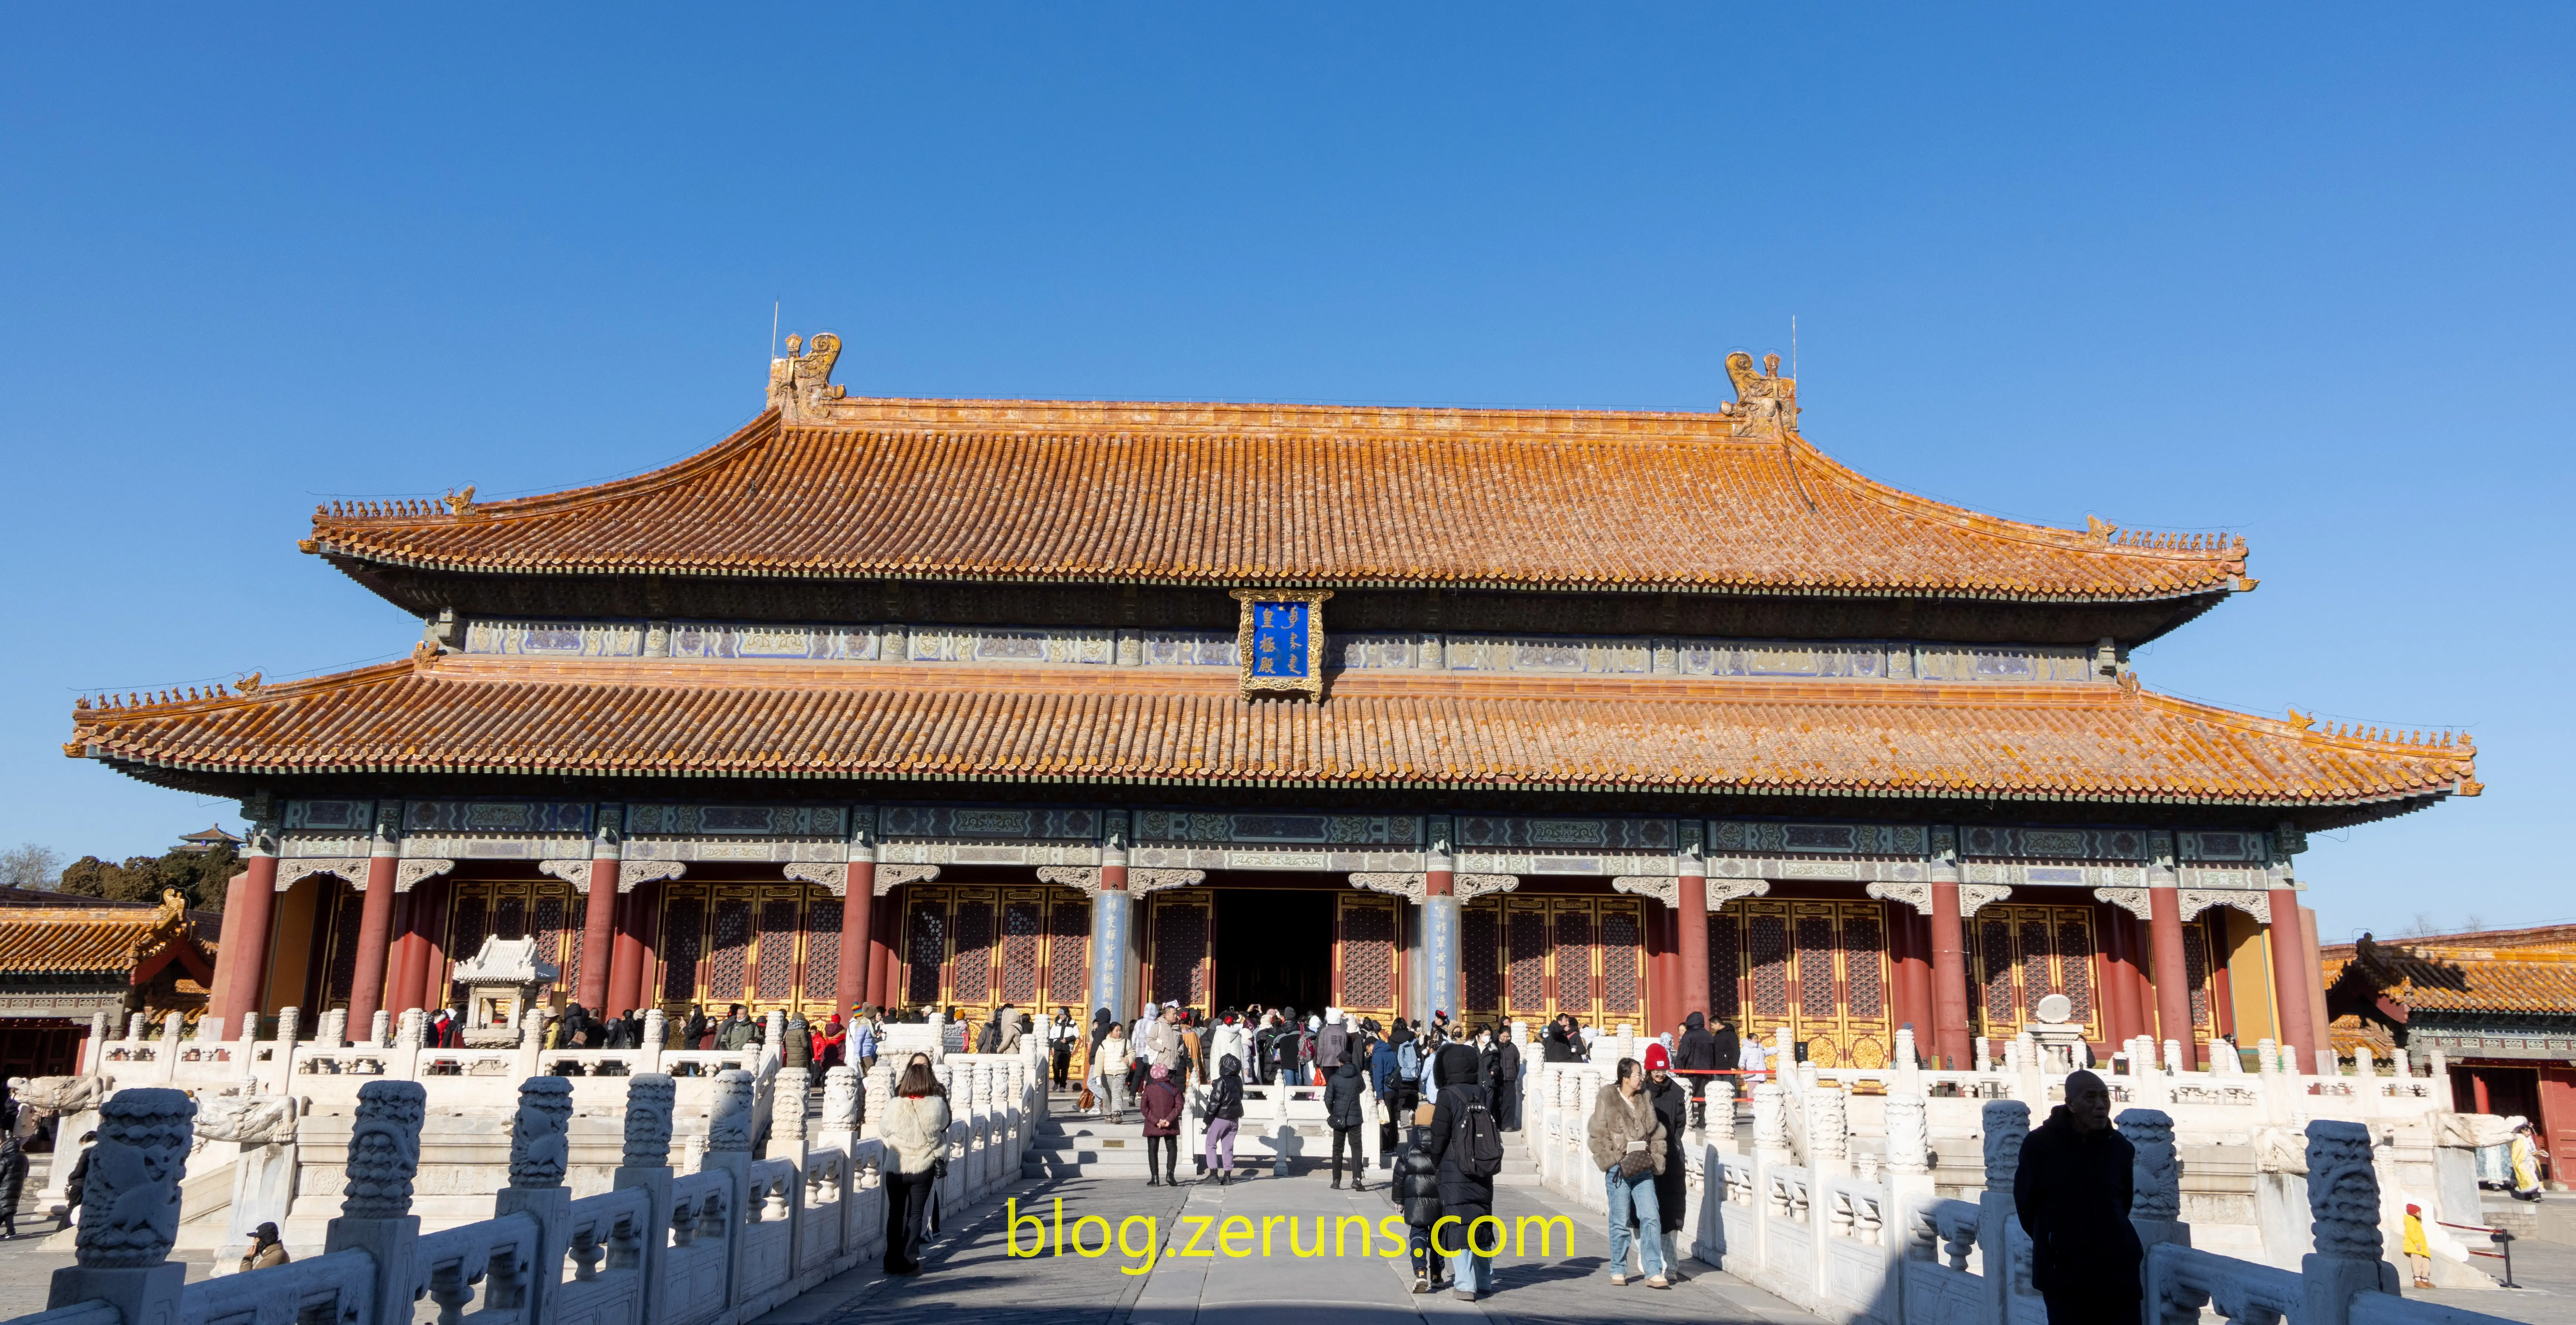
[1968,903,2104,1043]
[1334,893,1403,1022]
[652,882,836,1022]
[879,884,1086,1025]
[1723,899,1894,1069]
[1143,891,1211,1010]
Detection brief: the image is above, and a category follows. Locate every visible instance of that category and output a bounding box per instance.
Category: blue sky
[3,8,2565,940]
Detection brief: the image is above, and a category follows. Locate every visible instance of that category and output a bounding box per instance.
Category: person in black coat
[1492,1032,1523,1131]
[1325,1056,1368,1190]
[0,1131,26,1238]
[2014,1070,2141,1325]
[1421,1043,1496,1301]
[1643,1044,1691,1280]
[1390,1125,1447,1292]
[1540,1014,1582,1063]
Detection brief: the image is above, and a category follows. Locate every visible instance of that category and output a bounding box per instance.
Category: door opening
[1212,889,1334,1014]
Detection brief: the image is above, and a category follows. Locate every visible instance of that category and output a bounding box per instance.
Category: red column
[608,887,650,1016]
[2301,905,2331,1066]
[345,854,401,1032]
[577,857,619,1011]
[387,891,422,1015]
[1678,872,1711,1023]
[1649,909,1678,1036]
[1889,907,1932,1039]
[2148,885,2194,1056]
[866,892,896,1009]
[836,861,877,1017]
[2102,907,2145,1047]
[2267,888,2316,1066]
[413,878,452,1013]
[1929,880,1972,1069]
[218,844,281,1030]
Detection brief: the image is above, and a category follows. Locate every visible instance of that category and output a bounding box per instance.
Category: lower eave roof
[66,654,2475,810]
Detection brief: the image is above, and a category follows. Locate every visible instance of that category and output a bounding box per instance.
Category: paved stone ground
[2412,1234,2576,1323]
[0,1225,214,1320]
[763,1170,1824,1325]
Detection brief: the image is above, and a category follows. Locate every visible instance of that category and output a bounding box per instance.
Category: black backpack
[1453,1096,1505,1178]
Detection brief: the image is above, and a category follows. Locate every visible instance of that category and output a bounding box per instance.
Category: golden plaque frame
[1230,588,1333,701]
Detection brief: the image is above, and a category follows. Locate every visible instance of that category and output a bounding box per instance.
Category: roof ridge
[308,409,784,534]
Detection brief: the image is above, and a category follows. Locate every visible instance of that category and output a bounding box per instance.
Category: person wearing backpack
[1588,1056,1670,1288]
[1422,1043,1502,1301]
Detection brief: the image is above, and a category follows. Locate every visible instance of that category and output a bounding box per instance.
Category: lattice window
[1462,903,1501,1013]
[1046,900,1090,1008]
[1796,913,1838,1019]
[752,899,798,1000]
[1749,912,1791,1018]
[1978,918,2017,1027]
[1151,900,1207,1005]
[707,899,752,1002]
[1843,912,1885,1018]
[802,896,842,1002]
[532,895,566,968]
[2058,919,2094,1022]
[951,898,996,1007]
[1339,899,1397,1012]
[904,900,947,1006]
[2183,922,2212,1028]
[328,887,373,1005]
[1505,908,1550,1013]
[494,895,528,942]
[1708,909,1743,1019]
[1000,900,1044,1006]
[1599,908,1641,1017]
[1553,909,1594,1014]
[2019,918,2055,1013]
[661,897,704,1002]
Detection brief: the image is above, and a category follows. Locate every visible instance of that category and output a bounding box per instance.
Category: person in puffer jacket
[1390,1125,1447,1293]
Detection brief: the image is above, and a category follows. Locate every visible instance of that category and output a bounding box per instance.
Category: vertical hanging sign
[1230,588,1333,701]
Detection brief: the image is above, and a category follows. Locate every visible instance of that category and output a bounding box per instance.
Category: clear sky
[3,8,2566,941]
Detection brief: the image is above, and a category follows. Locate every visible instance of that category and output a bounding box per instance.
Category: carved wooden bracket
[277,858,368,891]
[2092,886,2154,921]
[873,864,940,896]
[393,859,456,894]
[1611,876,1678,908]
[1456,874,1520,901]
[1350,872,1424,904]
[1865,880,1933,916]
[2177,889,2270,923]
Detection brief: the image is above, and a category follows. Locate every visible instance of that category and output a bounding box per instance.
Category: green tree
[56,842,238,912]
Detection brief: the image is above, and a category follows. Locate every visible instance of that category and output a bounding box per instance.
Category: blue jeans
[1606,1165,1665,1278]
[1449,1245,1493,1293]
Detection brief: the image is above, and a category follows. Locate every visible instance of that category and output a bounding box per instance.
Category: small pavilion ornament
[1230,588,1332,701]
[447,935,559,1048]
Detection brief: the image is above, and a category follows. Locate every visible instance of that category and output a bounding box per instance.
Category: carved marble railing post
[368,1008,391,1049]
[496,1077,575,1325]
[2303,1120,2398,1325]
[1808,1085,1850,1179]
[80,1012,109,1074]
[200,1015,226,1046]
[1885,1093,1929,1178]
[1974,1037,1992,1074]
[318,1007,348,1049]
[323,1079,426,1325]
[613,1073,677,1325]
[2119,1106,2190,1280]
[1707,1078,1737,1134]
[819,1066,862,1152]
[1752,1083,1790,1161]
[1978,1100,2032,1325]
[44,1087,194,1324]
[706,1069,757,1308]
[860,1061,895,1141]
[640,1008,668,1074]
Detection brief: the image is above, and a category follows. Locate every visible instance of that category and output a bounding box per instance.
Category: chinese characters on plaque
[1230,588,1332,701]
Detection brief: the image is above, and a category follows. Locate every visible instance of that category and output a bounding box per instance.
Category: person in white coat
[880,1053,950,1275]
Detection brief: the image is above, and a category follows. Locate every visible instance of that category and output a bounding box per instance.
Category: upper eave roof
[0,893,208,977]
[67,654,2470,810]
[303,400,2251,603]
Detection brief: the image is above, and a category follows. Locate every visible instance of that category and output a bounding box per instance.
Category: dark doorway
[1214,889,1334,1014]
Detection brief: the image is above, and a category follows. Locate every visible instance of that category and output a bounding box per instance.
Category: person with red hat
[1638,1044,1692,1280]
[2402,1203,2432,1288]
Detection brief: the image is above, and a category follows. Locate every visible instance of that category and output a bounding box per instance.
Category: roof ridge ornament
[768,331,846,420]
[1722,350,1797,435]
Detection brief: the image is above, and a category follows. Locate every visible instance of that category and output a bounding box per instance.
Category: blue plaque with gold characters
[1229,588,1333,700]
